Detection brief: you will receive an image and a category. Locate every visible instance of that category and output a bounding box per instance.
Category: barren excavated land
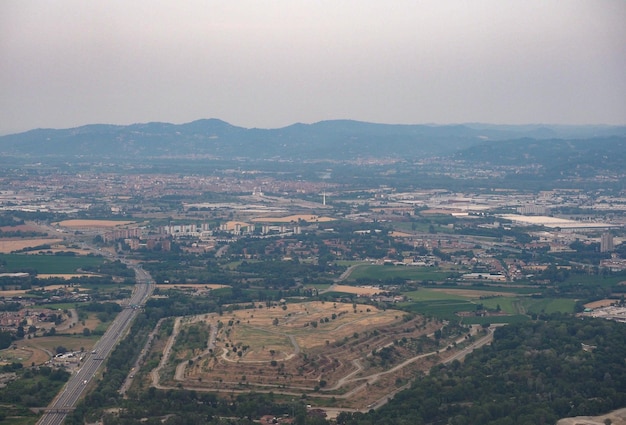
[148,301,479,409]
[54,219,136,228]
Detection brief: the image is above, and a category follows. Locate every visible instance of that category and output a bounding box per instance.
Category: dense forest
[339,315,626,425]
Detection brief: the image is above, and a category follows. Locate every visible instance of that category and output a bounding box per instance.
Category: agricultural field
[150,301,479,410]
[54,219,136,228]
[325,284,382,296]
[2,335,97,367]
[0,238,64,253]
[347,264,453,282]
[0,253,104,274]
[401,286,574,323]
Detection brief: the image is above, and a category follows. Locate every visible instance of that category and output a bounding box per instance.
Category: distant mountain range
[1,119,625,166]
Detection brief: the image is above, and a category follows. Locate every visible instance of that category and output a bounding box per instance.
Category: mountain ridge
[1,119,625,163]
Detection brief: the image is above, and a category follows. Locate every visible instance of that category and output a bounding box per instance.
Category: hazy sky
[1,1,625,134]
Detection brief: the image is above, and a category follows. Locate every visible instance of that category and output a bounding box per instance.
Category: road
[37,264,154,425]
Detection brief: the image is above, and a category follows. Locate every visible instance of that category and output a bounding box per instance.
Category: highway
[37,264,154,425]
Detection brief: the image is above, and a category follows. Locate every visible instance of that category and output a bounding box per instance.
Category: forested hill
[338,316,626,425]
[1,119,624,162]
[452,136,626,180]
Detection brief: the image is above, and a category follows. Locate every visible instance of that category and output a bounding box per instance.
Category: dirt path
[557,408,626,425]
[56,308,78,331]
[153,317,494,412]
[152,316,182,388]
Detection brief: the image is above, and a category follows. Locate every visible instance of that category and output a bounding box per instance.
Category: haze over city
[2,0,626,135]
[2,2,626,424]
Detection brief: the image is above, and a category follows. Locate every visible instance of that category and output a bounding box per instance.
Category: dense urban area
[1,121,626,425]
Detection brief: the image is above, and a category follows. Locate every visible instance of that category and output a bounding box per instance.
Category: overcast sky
[1,1,625,134]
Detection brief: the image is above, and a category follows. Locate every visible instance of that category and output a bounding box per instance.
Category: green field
[462,315,529,325]
[402,299,477,320]
[400,286,577,323]
[348,264,452,282]
[403,288,468,302]
[0,254,104,274]
[561,273,626,288]
[522,297,577,315]
[479,296,520,314]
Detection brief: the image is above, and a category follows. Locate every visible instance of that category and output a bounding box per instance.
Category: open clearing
[36,274,99,280]
[557,408,626,425]
[251,214,335,223]
[0,284,87,297]
[54,219,135,228]
[0,345,49,366]
[0,238,64,253]
[584,299,616,309]
[0,223,43,232]
[328,284,382,295]
[3,335,96,366]
[428,288,520,298]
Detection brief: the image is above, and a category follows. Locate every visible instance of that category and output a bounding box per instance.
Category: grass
[462,315,530,325]
[232,326,293,352]
[401,299,477,321]
[93,320,113,334]
[0,416,37,425]
[437,284,541,295]
[403,288,468,302]
[479,297,520,314]
[348,264,451,282]
[26,335,97,352]
[400,284,577,322]
[80,282,133,290]
[561,273,626,288]
[0,253,104,274]
[522,297,577,314]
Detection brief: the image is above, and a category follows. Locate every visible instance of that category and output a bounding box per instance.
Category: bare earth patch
[0,224,42,232]
[4,343,50,366]
[0,238,64,253]
[32,247,94,255]
[557,408,626,425]
[37,274,98,280]
[584,299,616,309]
[390,231,413,237]
[0,284,87,297]
[331,285,382,295]
[251,214,335,223]
[54,219,135,228]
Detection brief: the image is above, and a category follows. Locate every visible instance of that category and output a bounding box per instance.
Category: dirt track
[557,408,626,425]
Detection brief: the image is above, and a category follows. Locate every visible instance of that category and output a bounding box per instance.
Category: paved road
[37,264,154,425]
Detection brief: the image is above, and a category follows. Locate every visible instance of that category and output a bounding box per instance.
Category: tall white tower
[601,233,614,253]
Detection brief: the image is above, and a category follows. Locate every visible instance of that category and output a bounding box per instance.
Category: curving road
[37,264,154,425]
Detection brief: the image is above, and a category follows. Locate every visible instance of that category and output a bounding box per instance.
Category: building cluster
[601,232,614,253]
[102,227,143,243]
[0,308,59,330]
